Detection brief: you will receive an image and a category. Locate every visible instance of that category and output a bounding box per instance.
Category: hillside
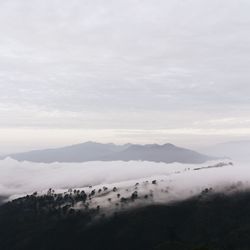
[1,189,250,250]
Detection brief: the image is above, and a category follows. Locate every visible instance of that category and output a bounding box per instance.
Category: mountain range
[5,142,216,164]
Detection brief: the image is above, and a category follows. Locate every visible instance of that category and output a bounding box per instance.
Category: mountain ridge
[5,141,217,164]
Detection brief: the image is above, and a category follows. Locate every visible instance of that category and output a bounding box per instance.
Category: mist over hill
[6,142,215,164]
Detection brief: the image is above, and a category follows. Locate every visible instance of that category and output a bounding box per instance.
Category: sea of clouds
[1,158,250,204]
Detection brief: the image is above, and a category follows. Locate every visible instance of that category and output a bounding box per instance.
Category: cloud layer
[1,158,249,206]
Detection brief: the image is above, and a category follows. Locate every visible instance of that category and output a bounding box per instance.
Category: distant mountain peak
[162,143,176,148]
[6,142,217,164]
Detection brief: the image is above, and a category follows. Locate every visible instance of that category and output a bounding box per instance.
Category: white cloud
[0,158,249,209]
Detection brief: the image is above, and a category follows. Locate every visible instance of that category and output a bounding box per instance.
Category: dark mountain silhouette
[1,190,250,250]
[0,196,7,206]
[6,142,216,164]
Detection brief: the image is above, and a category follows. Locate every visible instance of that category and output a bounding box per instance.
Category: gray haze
[201,140,250,162]
[0,0,250,152]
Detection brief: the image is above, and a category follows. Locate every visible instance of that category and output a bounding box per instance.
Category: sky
[0,0,250,153]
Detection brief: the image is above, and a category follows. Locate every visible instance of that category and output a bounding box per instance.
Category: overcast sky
[0,0,250,153]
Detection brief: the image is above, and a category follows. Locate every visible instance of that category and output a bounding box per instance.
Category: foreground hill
[6,142,215,164]
[0,189,250,250]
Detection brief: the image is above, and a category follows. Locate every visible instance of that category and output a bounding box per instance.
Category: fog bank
[0,158,249,204]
